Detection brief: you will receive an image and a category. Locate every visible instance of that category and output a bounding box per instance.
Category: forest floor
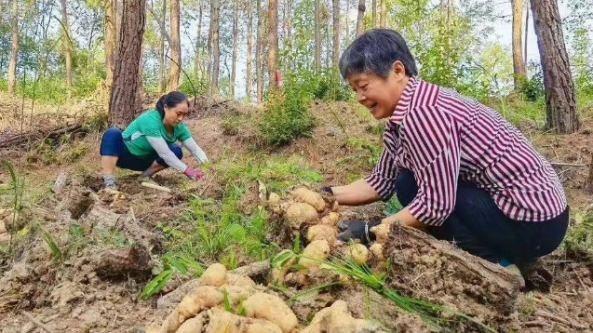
[1,92,593,333]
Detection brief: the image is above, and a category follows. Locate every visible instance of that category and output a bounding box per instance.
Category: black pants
[395,170,569,264]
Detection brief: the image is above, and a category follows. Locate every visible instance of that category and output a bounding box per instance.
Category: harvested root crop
[291,187,326,212]
[175,313,206,333]
[286,203,319,228]
[206,308,283,333]
[226,273,256,288]
[300,240,330,268]
[369,243,385,261]
[243,292,298,333]
[200,263,227,287]
[370,221,393,244]
[345,243,369,265]
[320,212,340,226]
[306,225,337,245]
[271,250,296,283]
[301,300,383,333]
[268,193,282,213]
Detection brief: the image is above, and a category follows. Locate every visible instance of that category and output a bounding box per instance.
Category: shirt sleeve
[364,148,398,200]
[404,106,461,226]
[146,136,188,172]
[182,137,209,163]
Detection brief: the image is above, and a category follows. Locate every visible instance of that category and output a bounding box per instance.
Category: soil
[1,96,593,333]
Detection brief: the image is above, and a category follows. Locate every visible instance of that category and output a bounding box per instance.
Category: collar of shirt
[389,76,419,125]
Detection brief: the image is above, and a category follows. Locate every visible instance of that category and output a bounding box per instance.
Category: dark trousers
[100,128,183,172]
[395,170,569,265]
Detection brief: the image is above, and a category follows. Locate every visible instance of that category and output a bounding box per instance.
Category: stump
[385,224,521,325]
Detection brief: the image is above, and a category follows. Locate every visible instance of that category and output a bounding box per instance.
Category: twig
[141,182,172,193]
[22,311,55,333]
[550,162,587,167]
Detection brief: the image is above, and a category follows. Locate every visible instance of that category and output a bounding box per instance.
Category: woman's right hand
[184,167,205,180]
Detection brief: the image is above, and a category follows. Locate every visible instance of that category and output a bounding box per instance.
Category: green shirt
[122,109,192,158]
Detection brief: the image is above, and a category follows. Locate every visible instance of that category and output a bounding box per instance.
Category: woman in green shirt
[99,91,208,189]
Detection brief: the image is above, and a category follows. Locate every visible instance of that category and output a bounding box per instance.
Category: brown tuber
[286,203,319,228]
[369,243,385,261]
[225,273,256,288]
[345,243,369,265]
[306,225,337,245]
[268,192,282,213]
[301,300,383,333]
[200,263,227,287]
[175,313,205,333]
[243,292,298,333]
[300,240,330,268]
[291,187,326,212]
[271,250,296,283]
[370,221,394,244]
[320,212,340,226]
[205,308,283,333]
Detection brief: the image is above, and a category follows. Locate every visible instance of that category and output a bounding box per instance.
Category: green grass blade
[141,269,174,299]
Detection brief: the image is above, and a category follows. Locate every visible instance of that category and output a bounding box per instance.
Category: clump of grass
[140,253,205,299]
[563,209,593,261]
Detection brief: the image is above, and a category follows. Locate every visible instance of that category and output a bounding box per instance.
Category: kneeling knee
[170,145,183,159]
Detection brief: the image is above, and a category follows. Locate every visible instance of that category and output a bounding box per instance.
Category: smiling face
[347,61,409,120]
[162,102,189,129]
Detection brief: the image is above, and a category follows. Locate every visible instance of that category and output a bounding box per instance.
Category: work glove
[337,220,381,244]
[184,167,205,180]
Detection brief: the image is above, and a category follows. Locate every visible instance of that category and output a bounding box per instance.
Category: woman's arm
[331,178,381,206]
[146,137,188,172]
[181,137,209,163]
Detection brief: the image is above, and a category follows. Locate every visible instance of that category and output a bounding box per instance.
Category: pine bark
[268,0,279,89]
[246,0,253,100]
[356,0,365,36]
[256,0,264,102]
[60,0,73,98]
[380,0,386,27]
[209,0,221,92]
[512,0,527,90]
[531,0,579,134]
[314,0,321,72]
[158,0,166,93]
[167,0,181,91]
[371,0,376,28]
[7,0,18,95]
[230,0,239,98]
[109,0,146,128]
[332,0,340,69]
[105,0,117,104]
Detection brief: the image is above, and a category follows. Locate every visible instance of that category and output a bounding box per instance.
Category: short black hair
[155,91,190,119]
[339,29,418,79]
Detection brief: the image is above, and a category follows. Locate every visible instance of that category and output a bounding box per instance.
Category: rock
[92,244,152,280]
[52,172,69,193]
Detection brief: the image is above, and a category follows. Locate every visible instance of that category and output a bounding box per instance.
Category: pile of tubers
[267,187,386,286]
[147,263,384,333]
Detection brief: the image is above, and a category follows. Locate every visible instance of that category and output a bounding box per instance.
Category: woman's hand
[331,178,381,206]
[184,167,205,180]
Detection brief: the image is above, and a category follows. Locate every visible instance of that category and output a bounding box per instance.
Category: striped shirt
[365,77,567,226]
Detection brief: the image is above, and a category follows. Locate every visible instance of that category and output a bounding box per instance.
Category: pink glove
[184,167,205,180]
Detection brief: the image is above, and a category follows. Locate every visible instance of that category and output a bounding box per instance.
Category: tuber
[301,300,383,333]
[200,263,227,287]
[320,212,340,226]
[243,292,298,333]
[369,243,385,261]
[219,285,256,306]
[177,286,224,321]
[291,187,326,212]
[300,240,330,268]
[370,221,393,244]
[286,203,319,229]
[345,243,369,265]
[226,273,256,288]
[306,225,337,245]
[205,308,283,333]
[175,313,205,333]
[271,250,295,283]
[268,193,282,213]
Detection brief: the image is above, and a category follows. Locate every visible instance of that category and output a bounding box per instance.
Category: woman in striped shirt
[329,29,569,281]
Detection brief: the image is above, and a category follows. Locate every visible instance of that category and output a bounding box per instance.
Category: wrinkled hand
[337,220,381,244]
[184,167,205,180]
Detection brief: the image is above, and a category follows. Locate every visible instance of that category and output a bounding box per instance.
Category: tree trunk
[371,0,376,28]
[380,0,386,27]
[109,0,146,128]
[246,0,253,101]
[7,0,18,95]
[209,0,221,92]
[167,0,181,91]
[356,0,365,36]
[588,153,593,193]
[158,0,166,93]
[531,0,579,134]
[194,1,202,84]
[314,0,321,72]
[60,0,73,98]
[512,0,527,90]
[332,0,340,69]
[524,1,529,63]
[256,0,264,102]
[105,0,117,106]
[268,0,279,89]
[230,0,239,98]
